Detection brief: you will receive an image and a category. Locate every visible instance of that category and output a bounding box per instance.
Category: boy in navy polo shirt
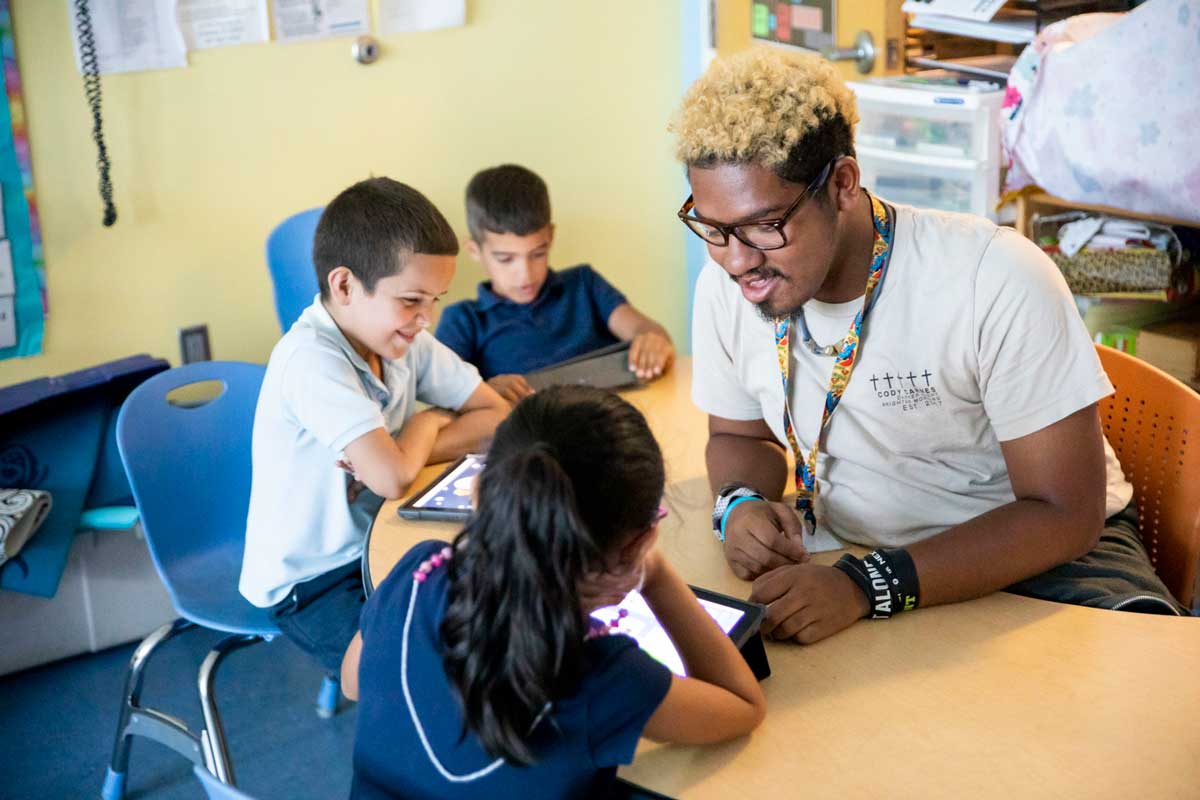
[435,164,675,404]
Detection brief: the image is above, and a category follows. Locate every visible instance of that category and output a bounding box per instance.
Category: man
[674,49,1186,644]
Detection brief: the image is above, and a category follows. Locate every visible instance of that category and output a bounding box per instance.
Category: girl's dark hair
[440,385,665,765]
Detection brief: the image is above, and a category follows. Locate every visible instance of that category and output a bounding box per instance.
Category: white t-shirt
[692,203,1133,549]
[240,297,482,607]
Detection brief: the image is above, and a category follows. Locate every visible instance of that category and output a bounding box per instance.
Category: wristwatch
[711,483,764,541]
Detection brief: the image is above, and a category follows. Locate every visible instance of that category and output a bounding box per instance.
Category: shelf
[1014,191,1200,238]
[908,11,1037,44]
[907,54,1016,81]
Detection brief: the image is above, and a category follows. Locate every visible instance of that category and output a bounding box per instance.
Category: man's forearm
[705,433,789,500]
[907,498,1103,607]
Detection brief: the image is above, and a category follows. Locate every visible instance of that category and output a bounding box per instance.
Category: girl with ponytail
[341,385,766,799]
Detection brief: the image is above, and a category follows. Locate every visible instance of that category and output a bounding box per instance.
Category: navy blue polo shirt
[351,540,673,800]
[435,265,627,379]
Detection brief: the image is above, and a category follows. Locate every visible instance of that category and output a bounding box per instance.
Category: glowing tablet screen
[589,590,746,677]
[409,454,485,511]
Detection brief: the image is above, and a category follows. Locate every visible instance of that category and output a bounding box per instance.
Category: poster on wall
[0,0,44,360]
[751,0,835,52]
[272,0,369,42]
[177,0,270,50]
[379,0,466,34]
[67,0,187,75]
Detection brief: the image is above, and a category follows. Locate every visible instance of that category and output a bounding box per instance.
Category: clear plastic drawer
[850,81,1003,163]
[857,148,999,219]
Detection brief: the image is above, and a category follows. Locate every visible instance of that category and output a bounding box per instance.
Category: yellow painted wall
[0,1,685,384]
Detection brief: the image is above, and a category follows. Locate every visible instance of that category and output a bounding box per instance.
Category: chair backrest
[116,362,266,612]
[266,207,323,333]
[193,765,260,800]
[1096,344,1200,608]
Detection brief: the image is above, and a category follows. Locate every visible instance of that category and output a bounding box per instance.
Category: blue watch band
[719,495,763,541]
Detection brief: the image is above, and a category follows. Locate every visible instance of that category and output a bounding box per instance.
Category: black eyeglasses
[677,157,840,251]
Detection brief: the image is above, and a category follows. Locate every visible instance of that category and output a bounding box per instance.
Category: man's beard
[732,267,803,321]
[754,297,803,322]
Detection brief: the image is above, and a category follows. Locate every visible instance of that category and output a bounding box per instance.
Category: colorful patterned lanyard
[774,193,894,527]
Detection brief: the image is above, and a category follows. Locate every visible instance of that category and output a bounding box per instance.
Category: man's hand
[750,563,869,644]
[629,331,675,381]
[722,499,810,580]
[487,374,535,406]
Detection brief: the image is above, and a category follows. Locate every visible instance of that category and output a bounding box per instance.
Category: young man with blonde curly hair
[676,50,1187,642]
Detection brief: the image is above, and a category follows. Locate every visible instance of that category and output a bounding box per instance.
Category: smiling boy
[240,178,508,675]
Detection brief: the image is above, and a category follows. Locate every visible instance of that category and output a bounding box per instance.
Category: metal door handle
[822,30,875,74]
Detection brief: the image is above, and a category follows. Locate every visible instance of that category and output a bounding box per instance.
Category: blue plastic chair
[266,208,323,333]
[102,362,338,800]
[194,765,260,800]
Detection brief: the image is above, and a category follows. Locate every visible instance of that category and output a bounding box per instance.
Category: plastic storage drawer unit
[849,79,1005,220]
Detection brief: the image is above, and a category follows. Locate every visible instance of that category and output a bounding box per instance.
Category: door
[713,0,904,79]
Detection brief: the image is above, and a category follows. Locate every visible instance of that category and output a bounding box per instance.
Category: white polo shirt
[692,203,1133,549]
[240,297,482,607]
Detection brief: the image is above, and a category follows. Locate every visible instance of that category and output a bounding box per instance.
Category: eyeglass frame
[676,156,842,251]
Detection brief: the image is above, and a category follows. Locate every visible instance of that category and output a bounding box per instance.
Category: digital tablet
[589,586,767,679]
[525,342,641,392]
[396,453,485,521]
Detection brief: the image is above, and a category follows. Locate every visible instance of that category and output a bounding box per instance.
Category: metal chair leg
[316,676,340,719]
[102,619,198,800]
[197,634,262,786]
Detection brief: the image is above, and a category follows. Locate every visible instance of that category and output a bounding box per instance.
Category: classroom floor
[1,627,357,799]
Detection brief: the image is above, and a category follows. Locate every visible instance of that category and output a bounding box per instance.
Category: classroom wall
[0,1,686,384]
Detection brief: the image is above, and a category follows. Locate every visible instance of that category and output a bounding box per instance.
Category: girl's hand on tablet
[578,558,647,614]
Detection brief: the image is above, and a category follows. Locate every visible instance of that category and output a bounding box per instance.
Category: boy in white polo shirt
[240,177,508,675]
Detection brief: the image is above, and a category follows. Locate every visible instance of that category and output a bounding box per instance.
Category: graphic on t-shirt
[869,369,944,413]
[589,591,745,677]
[410,454,486,510]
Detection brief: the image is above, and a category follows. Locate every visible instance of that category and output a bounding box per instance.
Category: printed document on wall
[177,0,269,50]
[379,0,465,34]
[68,0,187,74]
[272,0,369,42]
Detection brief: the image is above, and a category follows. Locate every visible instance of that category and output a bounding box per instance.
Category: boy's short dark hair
[465,164,551,242]
[313,177,458,299]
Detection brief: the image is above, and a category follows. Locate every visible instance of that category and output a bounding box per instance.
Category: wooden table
[368,358,1200,799]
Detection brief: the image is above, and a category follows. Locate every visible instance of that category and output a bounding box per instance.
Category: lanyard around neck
[774,192,894,527]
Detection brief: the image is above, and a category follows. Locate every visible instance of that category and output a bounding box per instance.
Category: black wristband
[880,548,920,613]
[833,549,921,619]
[832,555,875,618]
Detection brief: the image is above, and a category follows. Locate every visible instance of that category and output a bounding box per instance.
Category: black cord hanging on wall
[73,0,116,226]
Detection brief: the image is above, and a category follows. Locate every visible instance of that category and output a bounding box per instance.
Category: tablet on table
[525,342,641,392]
[396,453,485,522]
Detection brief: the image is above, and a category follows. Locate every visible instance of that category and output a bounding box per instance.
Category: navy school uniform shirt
[435,265,628,379]
[351,540,673,800]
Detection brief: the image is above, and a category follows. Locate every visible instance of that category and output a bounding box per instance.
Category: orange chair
[1096,344,1200,609]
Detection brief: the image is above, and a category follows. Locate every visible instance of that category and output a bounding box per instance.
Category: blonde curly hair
[671,49,858,182]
